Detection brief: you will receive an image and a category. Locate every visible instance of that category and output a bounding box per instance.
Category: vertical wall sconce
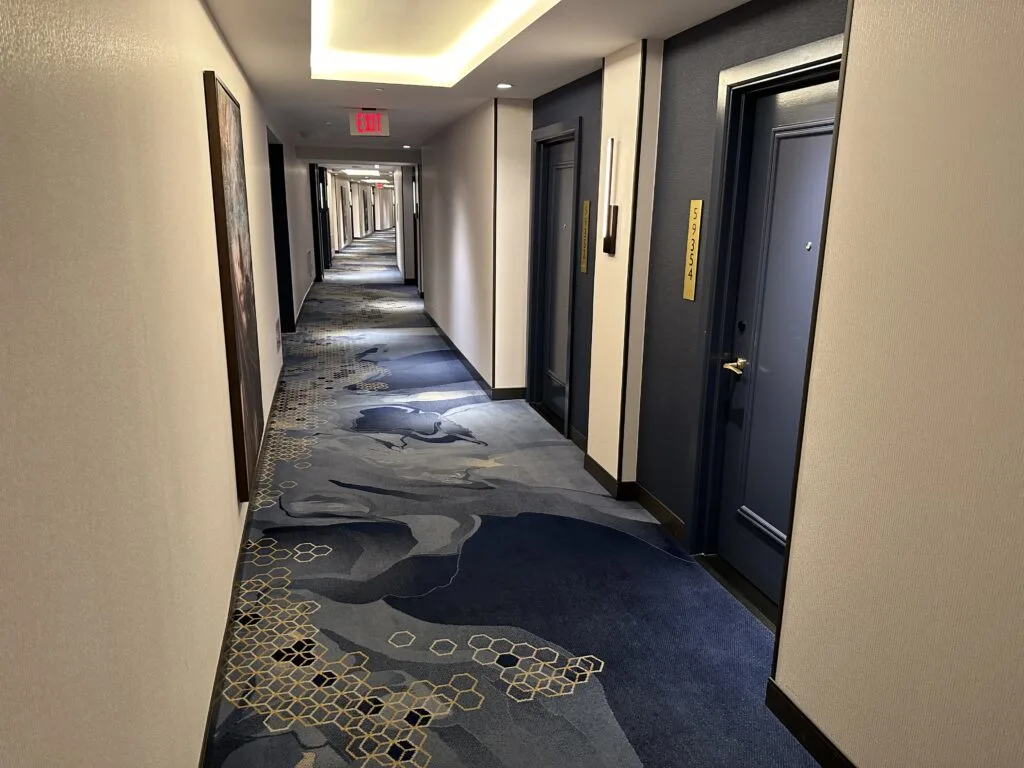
[602,137,618,255]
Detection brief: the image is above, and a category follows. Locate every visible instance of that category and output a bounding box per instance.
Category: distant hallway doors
[713,79,838,604]
[528,124,580,436]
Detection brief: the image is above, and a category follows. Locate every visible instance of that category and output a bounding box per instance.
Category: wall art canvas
[204,70,264,501]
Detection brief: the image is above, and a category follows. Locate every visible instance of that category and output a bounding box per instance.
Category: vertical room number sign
[683,199,703,301]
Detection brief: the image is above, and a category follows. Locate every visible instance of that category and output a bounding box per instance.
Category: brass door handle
[723,357,748,375]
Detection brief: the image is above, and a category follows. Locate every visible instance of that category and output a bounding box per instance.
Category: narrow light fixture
[403,145,411,149]
[602,137,617,255]
[497,82,513,89]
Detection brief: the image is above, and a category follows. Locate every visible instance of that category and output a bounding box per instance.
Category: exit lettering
[356,112,382,134]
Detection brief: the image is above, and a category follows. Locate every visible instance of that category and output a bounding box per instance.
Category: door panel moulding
[680,25,851,768]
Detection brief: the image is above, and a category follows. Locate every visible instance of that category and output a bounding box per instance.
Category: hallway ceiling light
[310,0,562,87]
[497,82,513,89]
[343,169,380,177]
[403,145,412,149]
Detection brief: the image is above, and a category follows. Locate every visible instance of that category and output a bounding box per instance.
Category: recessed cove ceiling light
[310,0,563,87]
[497,82,513,89]
[343,169,380,177]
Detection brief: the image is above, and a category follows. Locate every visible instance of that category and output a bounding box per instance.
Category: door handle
[722,357,748,375]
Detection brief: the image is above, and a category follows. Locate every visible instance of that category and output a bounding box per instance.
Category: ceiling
[312,0,561,87]
[324,1,494,58]
[206,0,749,152]
[326,163,400,187]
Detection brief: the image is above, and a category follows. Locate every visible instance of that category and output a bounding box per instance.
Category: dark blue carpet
[202,230,816,767]
[390,514,809,768]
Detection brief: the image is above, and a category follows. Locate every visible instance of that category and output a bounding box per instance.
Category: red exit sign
[349,109,390,137]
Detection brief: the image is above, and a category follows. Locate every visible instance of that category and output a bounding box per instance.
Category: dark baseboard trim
[198,372,285,766]
[697,554,777,629]
[581,464,692,550]
[766,679,856,768]
[583,454,637,500]
[424,311,491,393]
[423,311,523,402]
[636,484,686,544]
[530,401,564,434]
[404,277,417,285]
[570,427,587,452]
[491,387,526,401]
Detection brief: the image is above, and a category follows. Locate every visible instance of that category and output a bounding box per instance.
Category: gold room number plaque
[580,200,591,273]
[683,199,703,301]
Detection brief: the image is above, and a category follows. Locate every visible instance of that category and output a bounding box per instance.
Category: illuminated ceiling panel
[311,0,563,87]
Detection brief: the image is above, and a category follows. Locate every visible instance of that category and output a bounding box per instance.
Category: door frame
[414,165,424,298]
[317,167,332,270]
[691,36,844,609]
[526,119,582,438]
[308,164,324,282]
[267,140,295,332]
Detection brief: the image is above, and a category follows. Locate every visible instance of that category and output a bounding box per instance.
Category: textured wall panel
[0,0,292,765]
[587,42,644,475]
[776,1,1024,765]
[494,99,534,390]
[286,152,316,316]
[421,101,496,383]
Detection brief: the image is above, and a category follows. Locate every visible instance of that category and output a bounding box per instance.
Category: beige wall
[375,187,396,231]
[0,0,290,764]
[352,183,366,238]
[421,99,533,389]
[619,41,662,481]
[333,174,348,248]
[354,183,374,238]
[373,185,384,230]
[587,41,663,479]
[340,179,354,248]
[395,169,407,279]
[286,152,316,316]
[775,1,1024,765]
[422,101,496,382]
[493,99,534,390]
[326,171,340,254]
[399,168,417,279]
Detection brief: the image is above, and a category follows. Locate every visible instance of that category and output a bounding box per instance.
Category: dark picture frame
[203,70,264,501]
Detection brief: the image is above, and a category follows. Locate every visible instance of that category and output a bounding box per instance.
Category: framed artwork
[203,70,264,501]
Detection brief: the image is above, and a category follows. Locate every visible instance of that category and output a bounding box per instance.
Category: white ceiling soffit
[311,0,563,87]
[204,0,750,149]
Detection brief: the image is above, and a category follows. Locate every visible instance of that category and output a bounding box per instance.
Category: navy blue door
[715,80,837,603]
[540,139,577,425]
